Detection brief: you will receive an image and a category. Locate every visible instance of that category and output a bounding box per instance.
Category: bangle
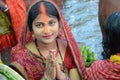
[66,77,70,80]
[0,4,8,12]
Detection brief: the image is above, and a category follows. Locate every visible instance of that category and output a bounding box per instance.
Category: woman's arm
[69,68,81,80]
[9,62,29,80]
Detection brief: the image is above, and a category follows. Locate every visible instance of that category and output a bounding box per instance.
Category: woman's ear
[31,31,35,41]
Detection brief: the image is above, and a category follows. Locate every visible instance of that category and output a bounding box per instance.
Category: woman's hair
[28,1,60,31]
[104,12,120,55]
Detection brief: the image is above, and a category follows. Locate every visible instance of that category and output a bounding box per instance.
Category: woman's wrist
[59,75,70,80]
[66,76,70,80]
[57,71,68,80]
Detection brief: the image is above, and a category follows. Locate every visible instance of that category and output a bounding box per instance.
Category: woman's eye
[35,23,44,28]
[49,21,56,26]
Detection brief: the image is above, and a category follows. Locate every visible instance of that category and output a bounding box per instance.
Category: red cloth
[60,11,85,77]
[85,60,120,80]
[0,34,16,51]
[0,10,16,51]
[5,0,27,42]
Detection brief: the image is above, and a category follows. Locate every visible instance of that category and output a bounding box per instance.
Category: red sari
[5,0,27,42]
[11,43,77,80]
[0,0,27,51]
[85,60,120,80]
[11,0,85,80]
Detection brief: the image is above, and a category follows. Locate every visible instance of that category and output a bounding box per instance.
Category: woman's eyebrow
[35,22,44,24]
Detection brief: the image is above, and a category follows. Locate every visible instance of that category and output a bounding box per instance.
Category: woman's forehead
[34,14,57,22]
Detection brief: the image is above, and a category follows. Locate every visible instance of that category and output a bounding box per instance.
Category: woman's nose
[44,25,49,33]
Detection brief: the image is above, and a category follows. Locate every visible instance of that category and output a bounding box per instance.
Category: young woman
[85,12,120,80]
[10,0,85,80]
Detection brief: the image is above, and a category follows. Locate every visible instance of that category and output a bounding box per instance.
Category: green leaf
[80,45,96,67]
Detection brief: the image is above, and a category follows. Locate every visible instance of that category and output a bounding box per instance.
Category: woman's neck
[35,39,58,59]
[37,40,57,51]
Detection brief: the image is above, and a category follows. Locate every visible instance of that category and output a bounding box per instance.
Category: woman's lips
[43,34,52,39]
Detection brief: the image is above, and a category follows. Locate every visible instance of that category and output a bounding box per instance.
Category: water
[61,0,103,59]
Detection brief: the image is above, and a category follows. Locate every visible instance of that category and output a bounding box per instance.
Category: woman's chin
[42,39,55,44]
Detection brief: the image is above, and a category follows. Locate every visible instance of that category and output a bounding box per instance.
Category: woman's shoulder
[25,41,39,55]
[25,41,35,49]
[57,38,67,47]
[57,39,67,53]
[11,43,29,58]
[11,43,26,53]
[57,39,67,61]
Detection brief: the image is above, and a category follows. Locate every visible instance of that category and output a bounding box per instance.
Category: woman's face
[32,14,59,44]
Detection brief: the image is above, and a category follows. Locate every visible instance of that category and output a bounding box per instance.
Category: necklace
[35,40,59,60]
[34,39,68,74]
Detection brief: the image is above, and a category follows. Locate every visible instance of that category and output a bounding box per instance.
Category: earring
[32,34,35,41]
